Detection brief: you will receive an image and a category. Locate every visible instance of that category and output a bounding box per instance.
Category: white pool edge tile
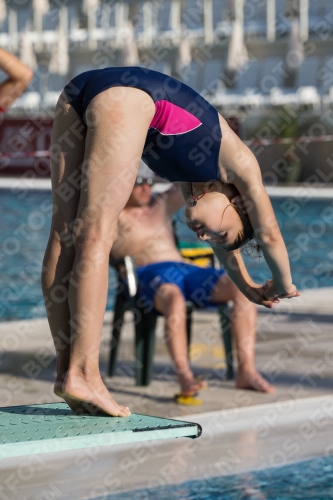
[1,178,333,199]
[177,394,333,434]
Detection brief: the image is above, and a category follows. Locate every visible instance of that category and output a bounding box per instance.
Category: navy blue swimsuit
[64,67,222,182]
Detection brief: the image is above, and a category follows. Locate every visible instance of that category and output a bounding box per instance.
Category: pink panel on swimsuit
[149,100,202,135]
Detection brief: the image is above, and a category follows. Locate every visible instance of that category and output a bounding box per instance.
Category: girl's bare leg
[41,93,86,403]
[61,87,155,415]
[41,94,130,415]
[210,275,275,393]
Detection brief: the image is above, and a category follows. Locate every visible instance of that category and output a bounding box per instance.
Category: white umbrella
[20,29,38,71]
[33,0,49,16]
[0,0,7,24]
[49,29,69,76]
[226,20,249,73]
[122,21,139,66]
[286,18,304,71]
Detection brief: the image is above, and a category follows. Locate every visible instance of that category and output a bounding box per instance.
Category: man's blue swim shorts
[136,261,226,313]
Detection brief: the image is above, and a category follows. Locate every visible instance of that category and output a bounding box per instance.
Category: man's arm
[0,49,33,110]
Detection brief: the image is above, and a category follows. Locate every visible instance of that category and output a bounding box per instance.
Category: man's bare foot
[59,370,130,417]
[236,370,276,394]
[178,370,208,396]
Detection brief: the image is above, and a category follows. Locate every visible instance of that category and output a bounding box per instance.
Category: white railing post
[115,2,129,47]
[8,9,18,51]
[59,5,68,38]
[87,6,97,50]
[267,0,276,42]
[171,0,181,42]
[33,11,43,52]
[143,1,153,46]
[299,0,309,41]
[235,0,244,27]
[204,0,213,44]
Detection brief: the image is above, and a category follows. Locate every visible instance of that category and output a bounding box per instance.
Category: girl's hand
[262,280,301,300]
[245,284,280,309]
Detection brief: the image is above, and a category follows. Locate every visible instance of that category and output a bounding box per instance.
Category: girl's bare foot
[54,373,87,413]
[54,372,67,399]
[60,369,130,417]
[236,370,276,394]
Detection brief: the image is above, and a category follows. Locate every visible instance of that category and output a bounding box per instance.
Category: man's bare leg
[154,284,206,395]
[210,274,275,393]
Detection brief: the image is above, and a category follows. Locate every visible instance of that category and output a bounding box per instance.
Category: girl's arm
[0,48,33,109]
[212,245,278,308]
[219,116,299,300]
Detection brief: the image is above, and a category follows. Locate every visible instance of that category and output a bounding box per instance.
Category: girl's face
[184,192,243,250]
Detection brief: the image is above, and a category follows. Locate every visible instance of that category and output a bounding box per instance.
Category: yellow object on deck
[175,395,202,406]
[180,245,215,268]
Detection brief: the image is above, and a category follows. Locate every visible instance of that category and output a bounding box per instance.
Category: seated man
[111,164,275,397]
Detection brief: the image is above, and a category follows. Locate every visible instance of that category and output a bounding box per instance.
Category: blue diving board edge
[0,403,202,459]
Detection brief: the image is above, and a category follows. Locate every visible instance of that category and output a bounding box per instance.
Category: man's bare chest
[118,207,169,242]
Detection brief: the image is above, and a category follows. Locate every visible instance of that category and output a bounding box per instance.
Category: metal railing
[0,0,327,51]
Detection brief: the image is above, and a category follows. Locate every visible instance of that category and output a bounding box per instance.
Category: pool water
[104,454,333,499]
[1,189,333,320]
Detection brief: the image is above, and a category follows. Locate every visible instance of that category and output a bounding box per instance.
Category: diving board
[0,403,202,459]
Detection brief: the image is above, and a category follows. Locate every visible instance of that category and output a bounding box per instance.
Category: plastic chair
[108,246,234,386]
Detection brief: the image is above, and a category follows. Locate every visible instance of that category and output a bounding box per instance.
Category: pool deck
[0,287,332,417]
[0,287,332,498]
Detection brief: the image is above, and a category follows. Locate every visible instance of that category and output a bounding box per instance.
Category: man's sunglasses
[135,177,154,186]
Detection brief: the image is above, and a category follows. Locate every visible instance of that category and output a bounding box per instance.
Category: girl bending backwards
[42,67,299,417]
